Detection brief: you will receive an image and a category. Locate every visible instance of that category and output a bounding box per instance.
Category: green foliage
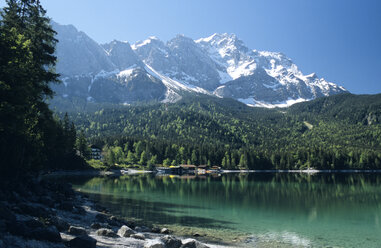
[87,159,107,170]
[126,150,137,165]
[0,0,85,176]
[239,153,248,169]
[163,158,171,166]
[139,151,148,165]
[147,155,157,171]
[55,93,381,170]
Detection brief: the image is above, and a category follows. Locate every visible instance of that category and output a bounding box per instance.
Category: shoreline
[42,168,381,179]
[0,177,227,248]
[41,169,152,177]
[31,169,381,248]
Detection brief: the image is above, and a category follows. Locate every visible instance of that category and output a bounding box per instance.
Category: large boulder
[68,235,97,248]
[117,225,135,237]
[131,233,145,240]
[144,240,165,248]
[96,228,118,237]
[161,235,182,248]
[68,226,87,236]
[180,240,197,248]
[160,228,170,234]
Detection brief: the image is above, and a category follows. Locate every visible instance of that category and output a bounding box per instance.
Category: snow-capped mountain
[52,22,167,103]
[196,33,346,106]
[52,22,347,107]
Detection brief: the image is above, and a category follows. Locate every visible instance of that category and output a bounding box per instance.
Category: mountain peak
[131,36,163,50]
[196,33,248,55]
[52,23,348,108]
[196,33,237,43]
[168,34,197,48]
[105,39,131,47]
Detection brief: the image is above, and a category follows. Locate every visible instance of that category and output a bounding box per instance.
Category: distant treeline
[55,93,381,170]
[90,135,381,170]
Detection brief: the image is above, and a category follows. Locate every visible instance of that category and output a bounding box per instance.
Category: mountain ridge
[51,22,347,108]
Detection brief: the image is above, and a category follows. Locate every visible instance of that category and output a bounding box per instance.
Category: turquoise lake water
[68,173,381,247]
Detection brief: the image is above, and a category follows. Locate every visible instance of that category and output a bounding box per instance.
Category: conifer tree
[0,0,83,175]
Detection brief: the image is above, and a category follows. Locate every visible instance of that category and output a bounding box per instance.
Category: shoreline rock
[0,177,220,248]
[117,225,135,237]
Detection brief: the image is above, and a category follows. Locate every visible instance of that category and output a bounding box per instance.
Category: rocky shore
[0,177,223,248]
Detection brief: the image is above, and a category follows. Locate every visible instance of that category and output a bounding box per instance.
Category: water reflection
[73,173,381,210]
[69,173,381,247]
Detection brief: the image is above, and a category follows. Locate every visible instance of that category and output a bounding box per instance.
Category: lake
[67,173,381,247]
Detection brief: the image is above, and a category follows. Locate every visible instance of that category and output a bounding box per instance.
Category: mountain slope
[288,93,381,125]
[54,93,381,169]
[52,23,167,103]
[196,33,346,106]
[53,21,115,76]
[55,93,381,149]
[51,22,347,107]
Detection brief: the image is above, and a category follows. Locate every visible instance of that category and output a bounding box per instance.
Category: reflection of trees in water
[74,173,381,214]
[88,192,235,228]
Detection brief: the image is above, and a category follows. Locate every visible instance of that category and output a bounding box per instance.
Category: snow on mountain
[143,63,211,103]
[131,36,161,50]
[52,21,347,107]
[195,33,347,106]
[196,33,255,82]
[239,97,310,108]
[52,23,166,104]
[117,64,139,80]
[133,34,221,91]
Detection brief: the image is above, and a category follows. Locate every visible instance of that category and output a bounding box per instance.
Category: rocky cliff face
[53,22,114,76]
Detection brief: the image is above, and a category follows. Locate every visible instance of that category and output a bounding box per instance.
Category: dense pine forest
[0,0,86,177]
[51,93,381,170]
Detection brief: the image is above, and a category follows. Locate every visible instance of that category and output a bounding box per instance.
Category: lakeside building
[197,165,207,174]
[179,164,197,173]
[89,145,102,160]
[156,164,221,175]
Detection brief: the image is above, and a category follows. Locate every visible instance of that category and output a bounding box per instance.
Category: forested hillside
[52,93,381,170]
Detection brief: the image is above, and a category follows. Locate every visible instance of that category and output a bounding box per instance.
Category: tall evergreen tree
[0,0,84,176]
[75,130,90,159]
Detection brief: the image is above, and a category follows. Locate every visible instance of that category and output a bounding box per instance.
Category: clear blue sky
[1,0,380,94]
